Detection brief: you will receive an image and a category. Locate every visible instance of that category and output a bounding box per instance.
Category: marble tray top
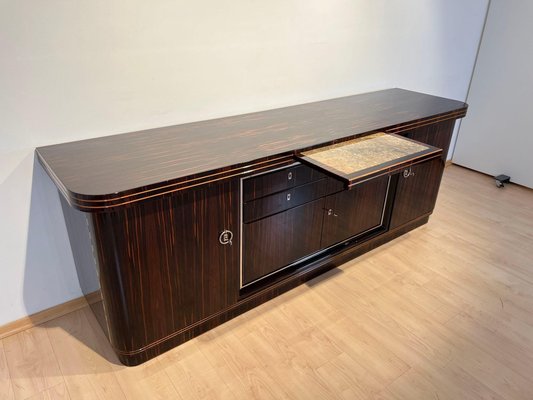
[300,132,430,175]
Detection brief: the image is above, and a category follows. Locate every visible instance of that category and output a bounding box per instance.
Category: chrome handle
[219,230,233,246]
[403,167,415,179]
[287,172,293,181]
[327,209,338,217]
[287,193,291,201]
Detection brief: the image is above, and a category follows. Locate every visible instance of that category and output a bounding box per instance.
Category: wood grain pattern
[397,118,457,161]
[321,174,390,248]
[243,198,326,286]
[25,383,70,400]
[2,328,64,400]
[116,215,432,366]
[243,163,325,203]
[45,307,126,400]
[3,166,532,399]
[243,178,328,223]
[390,157,445,229]
[64,187,431,367]
[86,179,240,363]
[36,88,466,210]
[48,92,466,365]
[0,340,14,400]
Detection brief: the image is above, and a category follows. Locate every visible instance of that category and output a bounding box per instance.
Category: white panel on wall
[453,0,533,188]
[0,0,488,325]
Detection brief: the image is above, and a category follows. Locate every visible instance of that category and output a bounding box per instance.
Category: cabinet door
[390,157,444,229]
[242,198,325,286]
[91,179,240,354]
[321,175,389,249]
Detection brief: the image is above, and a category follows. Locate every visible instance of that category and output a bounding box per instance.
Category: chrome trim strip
[380,176,392,226]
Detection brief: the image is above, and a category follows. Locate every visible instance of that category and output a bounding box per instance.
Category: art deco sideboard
[36,88,467,365]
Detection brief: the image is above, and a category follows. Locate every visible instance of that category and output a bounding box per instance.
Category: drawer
[243,163,326,202]
[243,178,328,223]
[297,132,442,188]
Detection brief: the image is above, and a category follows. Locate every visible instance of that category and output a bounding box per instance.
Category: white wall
[453,0,533,189]
[0,0,488,325]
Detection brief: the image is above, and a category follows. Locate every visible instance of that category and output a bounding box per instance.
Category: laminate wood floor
[2,165,533,400]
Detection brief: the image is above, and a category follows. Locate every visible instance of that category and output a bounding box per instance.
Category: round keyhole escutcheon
[219,230,233,245]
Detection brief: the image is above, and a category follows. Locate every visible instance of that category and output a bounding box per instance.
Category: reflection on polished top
[35,89,467,203]
[300,133,430,175]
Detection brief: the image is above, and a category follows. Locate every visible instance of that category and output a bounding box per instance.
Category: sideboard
[36,88,467,365]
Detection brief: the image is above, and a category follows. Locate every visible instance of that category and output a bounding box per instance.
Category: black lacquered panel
[242,198,325,286]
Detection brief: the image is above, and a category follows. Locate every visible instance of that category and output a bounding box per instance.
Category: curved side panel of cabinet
[78,179,240,364]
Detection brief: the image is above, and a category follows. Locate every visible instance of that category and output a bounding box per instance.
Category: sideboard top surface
[36,88,466,206]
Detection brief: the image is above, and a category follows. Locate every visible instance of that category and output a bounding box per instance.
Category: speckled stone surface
[301,133,430,175]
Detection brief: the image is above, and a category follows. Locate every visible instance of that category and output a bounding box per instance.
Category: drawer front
[243,163,326,202]
[242,198,325,286]
[243,178,328,223]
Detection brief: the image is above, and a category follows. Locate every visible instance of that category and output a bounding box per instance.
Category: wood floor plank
[446,311,533,381]
[287,325,343,370]
[381,367,447,400]
[411,235,533,318]
[44,309,125,400]
[26,383,70,400]
[165,346,234,400]
[315,352,384,400]
[409,363,505,400]
[197,330,290,399]
[3,327,63,400]
[368,275,533,399]
[113,357,181,400]
[446,337,533,400]
[0,340,14,400]
[277,287,345,330]
[322,316,410,385]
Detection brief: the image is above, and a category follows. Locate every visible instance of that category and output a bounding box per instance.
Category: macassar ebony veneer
[36,88,467,365]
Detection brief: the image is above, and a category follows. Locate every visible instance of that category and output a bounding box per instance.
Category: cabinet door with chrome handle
[390,157,444,229]
[403,167,415,178]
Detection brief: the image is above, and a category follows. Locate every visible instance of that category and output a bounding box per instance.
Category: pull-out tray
[297,132,442,188]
